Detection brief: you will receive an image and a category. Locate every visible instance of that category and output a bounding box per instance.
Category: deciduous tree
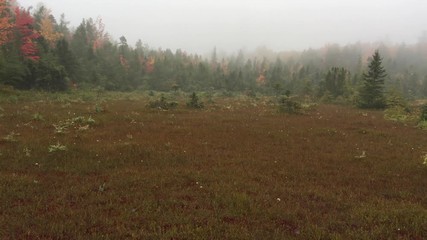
[0,0,13,46]
[14,7,40,60]
[39,8,62,48]
[92,17,106,51]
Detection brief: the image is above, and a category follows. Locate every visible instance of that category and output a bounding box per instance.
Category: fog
[19,0,427,54]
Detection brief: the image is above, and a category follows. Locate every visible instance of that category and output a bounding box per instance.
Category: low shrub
[187,92,204,109]
[420,104,427,121]
[384,106,411,122]
[277,96,302,114]
[415,104,427,130]
[148,95,178,110]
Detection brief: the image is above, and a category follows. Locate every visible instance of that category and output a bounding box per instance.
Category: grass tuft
[48,142,68,153]
[2,131,20,142]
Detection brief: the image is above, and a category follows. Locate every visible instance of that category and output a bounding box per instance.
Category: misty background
[18,0,427,54]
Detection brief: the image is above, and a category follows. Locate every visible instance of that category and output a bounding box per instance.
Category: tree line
[1,0,427,102]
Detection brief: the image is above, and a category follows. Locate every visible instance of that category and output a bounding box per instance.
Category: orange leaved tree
[0,0,13,46]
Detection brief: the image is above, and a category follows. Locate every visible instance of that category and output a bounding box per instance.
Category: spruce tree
[358,50,387,108]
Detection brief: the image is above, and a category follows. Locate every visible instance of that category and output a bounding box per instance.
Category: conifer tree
[325,67,349,97]
[358,50,387,108]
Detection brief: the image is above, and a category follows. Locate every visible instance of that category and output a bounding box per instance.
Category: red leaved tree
[14,7,40,60]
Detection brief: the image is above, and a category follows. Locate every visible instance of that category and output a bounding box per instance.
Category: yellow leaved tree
[39,8,62,47]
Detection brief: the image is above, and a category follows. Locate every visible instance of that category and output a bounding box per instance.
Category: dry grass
[0,92,426,239]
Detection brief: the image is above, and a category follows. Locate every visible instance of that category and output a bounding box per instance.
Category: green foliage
[32,112,44,121]
[186,92,204,109]
[417,120,427,130]
[56,38,78,78]
[418,104,427,130]
[0,45,69,91]
[323,67,350,98]
[384,107,410,122]
[277,96,302,114]
[0,84,17,96]
[48,142,67,152]
[319,90,333,103]
[2,131,20,142]
[245,89,257,98]
[148,95,178,110]
[0,52,29,89]
[383,89,411,122]
[30,55,69,91]
[171,83,179,92]
[420,104,427,121]
[386,88,407,109]
[95,105,104,113]
[53,116,96,134]
[358,50,387,109]
[273,83,283,96]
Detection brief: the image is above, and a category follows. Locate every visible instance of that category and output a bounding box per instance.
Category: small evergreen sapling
[420,104,427,121]
[148,95,178,110]
[187,92,204,109]
[278,96,301,114]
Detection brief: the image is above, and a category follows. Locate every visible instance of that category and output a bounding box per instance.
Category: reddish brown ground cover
[0,97,426,239]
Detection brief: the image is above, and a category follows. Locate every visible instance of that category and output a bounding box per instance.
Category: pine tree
[324,67,350,97]
[358,50,387,108]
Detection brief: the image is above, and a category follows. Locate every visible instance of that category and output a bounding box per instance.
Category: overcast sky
[18,0,427,54]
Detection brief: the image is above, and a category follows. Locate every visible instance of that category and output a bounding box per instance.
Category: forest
[1,0,427,101]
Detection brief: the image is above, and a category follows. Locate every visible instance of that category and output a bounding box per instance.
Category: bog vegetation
[0,0,427,239]
[0,91,426,239]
